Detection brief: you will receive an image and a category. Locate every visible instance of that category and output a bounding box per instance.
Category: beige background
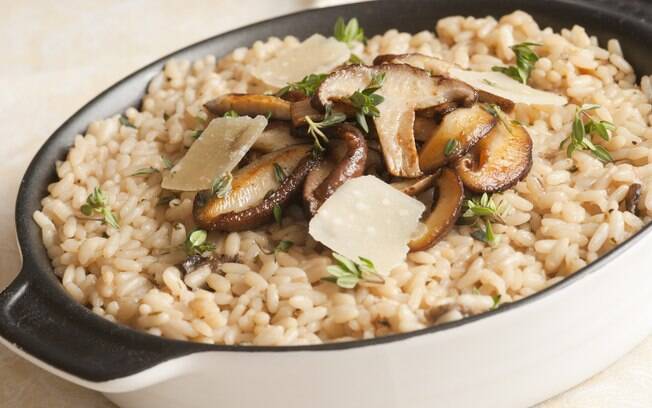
[1,1,651,406]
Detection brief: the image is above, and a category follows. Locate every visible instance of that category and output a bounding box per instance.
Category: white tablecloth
[1,1,651,406]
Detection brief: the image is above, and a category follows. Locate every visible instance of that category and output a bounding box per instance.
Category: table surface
[1,1,651,407]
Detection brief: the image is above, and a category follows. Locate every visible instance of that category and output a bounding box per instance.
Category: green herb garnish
[273,204,283,226]
[223,110,239,118]
[348,72,385,132]
[273,163,287,183]
[305,104,346,153]
[334,17,365,46]
[119,115,136,129]
[161,156,174,170]
[323,253,384,289]
[444,139,458,157]
[183,229,216,256]
[481,103,512,133]
[276,73,328,97]
[191,130,203,139]
[491,294,502,310]
[348,54,364,65]
[559,104,614,163]
[274,240,294,255]
[80,187,120,229]
[492,42,541,84]
[131,167,159,176]
[211,172,233,197]
[462,193,509,246]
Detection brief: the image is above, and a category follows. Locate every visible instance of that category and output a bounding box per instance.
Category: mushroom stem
[304,123,368,215]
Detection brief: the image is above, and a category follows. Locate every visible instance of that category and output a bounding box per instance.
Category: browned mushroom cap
[390,174,437,196]
[374,53,515,113]
[204,94,291,120]
[252,121,303,153]
[314,64,477,178]
[193,145,316,231]
[303,123,368,216]
[418,105,496,173]
[409,168,464,251]
[454,120,533,193]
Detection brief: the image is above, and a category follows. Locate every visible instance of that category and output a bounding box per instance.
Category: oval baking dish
[2,1,652,407]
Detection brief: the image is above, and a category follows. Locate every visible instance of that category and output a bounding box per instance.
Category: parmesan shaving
[252,34,351,88]
[450,68,568,106]
[309,176,425,275]
[162,116,267,192]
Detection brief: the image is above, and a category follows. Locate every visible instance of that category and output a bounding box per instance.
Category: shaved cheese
[162,116,267,191]
[309,176,425,275]
[450,68,568,106]
[252,34,350,88]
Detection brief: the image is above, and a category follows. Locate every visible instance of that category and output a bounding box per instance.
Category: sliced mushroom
[624,183,642,215]
[193,145,316,231]
[454,120,533,193]
[374,53,516,112]
[313,64,477,177]
[418,105,496,173]
[303,159,335,216]
[413,117,438,143]
[204,94,291,120]
[303,123,368,215]
[253,121,303,153]
[390,174,437,196]
[409,168,464,251]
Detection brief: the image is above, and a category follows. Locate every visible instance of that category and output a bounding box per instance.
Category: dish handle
[0,267,195,386]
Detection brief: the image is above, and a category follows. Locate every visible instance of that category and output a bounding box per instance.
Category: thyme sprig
[348,72,385,133]
[492,42,541,84]
[560,104,615,163]
[323,253,384,289]
[462,193,510,246]
[276,73,327,97]
[305,104,346,153]
[80,187,120,229]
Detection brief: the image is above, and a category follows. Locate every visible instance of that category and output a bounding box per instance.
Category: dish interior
[18,1,652,351]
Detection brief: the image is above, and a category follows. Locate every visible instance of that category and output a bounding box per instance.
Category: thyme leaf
[80,187,120,229]
[183,229,215,256]
[334,17,365,46]
[492,41,541,84]
[323,253,384,289]
[211,172,233,197]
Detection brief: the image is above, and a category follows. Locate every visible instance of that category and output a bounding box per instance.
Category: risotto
[33,11,652,346]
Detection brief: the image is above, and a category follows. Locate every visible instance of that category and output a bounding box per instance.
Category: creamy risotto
[34,11,652,345]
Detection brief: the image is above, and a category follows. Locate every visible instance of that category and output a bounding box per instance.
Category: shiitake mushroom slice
[409,168,464,251]
[454,120,533,193]
[418,104,496,173]
[205,94,291,120]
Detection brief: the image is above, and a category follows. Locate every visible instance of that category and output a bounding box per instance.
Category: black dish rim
[2,0,652,383]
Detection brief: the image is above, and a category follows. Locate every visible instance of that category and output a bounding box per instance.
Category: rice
[33,10,652,345]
